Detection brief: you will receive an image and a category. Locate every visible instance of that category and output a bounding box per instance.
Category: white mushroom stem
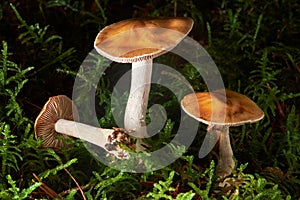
[209,125,235,178]
[52,119,130,159]
[124,59,152,147]
[55,119,114,149]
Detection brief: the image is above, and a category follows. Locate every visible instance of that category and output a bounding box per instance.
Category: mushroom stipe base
[55,119,133,160]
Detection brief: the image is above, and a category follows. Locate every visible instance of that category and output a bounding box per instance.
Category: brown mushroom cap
[34,95,79,148]
[94,17,194,63]
[181,89,264,126]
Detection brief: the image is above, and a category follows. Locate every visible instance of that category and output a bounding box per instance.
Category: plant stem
[124,59,153,145]
[212,125,235,178]
[55,119,113,149]
[55,119,130,159]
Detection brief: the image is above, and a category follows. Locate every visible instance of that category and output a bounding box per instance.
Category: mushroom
[34,95,131,159]
[181,89,264,177]
[94,17,193,150]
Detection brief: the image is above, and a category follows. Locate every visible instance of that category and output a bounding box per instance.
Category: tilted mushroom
[181,89,264,178]
[34,95,132,159]
[94,17,193,150]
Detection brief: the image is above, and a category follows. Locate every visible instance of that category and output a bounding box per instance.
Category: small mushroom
[181,89,264,178]
[94,17,193,150]
[34,95,79,148]
[34,95,131,159]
